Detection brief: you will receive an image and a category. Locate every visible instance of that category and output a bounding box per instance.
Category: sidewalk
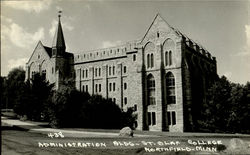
[2,116,250,138]
[1,116,153,138]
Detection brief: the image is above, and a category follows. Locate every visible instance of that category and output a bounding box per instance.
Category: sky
[1,0,250,84]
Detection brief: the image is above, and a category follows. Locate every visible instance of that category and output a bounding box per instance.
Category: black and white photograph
[1,0,250,154]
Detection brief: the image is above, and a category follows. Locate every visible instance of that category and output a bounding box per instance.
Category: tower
[51,11,70,89]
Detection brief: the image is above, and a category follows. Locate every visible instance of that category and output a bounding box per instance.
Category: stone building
[25,13,217,132]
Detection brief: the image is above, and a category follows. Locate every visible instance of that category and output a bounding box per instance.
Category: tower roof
[52,13,66,49]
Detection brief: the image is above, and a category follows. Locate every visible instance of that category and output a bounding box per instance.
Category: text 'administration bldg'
[25,14,218,132]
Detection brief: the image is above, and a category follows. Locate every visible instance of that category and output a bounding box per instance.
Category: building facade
[26,14,218,132]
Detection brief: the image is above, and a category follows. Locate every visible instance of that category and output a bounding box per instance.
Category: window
[169,51,172,65]
[42,70,46,79]
[95,84,98,93]
[124,97,127,105]
[167,111,176,125]
[113,66,115,75]
[124,83,127,90]
[109,83,112,91]
[167,112,171,125]
[148,112,151,126]
[82,85,85,92]
[113,98,116,104]
[165,51,172,66]
[165,51,169,66]
[99,68,101,76]
[133,54,136,61]
[86,85,88,92]
[134,104,137,111]
[109,66,111,75]
[151,53,154,68]
[113,83,116,91]
[124,66,127,73]
[157,32,160,38]
[147,54,150,68]
[147,53,154,68]
[147,74,156,105]
[82,70,85,78]
[52,67,54,74]
[99,84,101,92]
[172,111,176,125]
[166,72,176,104]
[95,68,97,77]
[86,69,88,78]
[152,112,156,125]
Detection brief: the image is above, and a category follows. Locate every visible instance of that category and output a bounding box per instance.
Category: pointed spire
[52,11,66,51]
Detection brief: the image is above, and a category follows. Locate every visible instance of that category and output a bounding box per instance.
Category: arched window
[151,53,154,68]
[147,54,150,68]
[165,51,169,66]
[166,72,176,104]
[169,51,172,66]
[147,74,156,105]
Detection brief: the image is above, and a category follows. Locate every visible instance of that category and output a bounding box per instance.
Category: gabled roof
[43,46,52,57]
[27,41,51,64]
[141,13,181,43]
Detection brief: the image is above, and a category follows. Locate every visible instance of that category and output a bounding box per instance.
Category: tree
[48,83,136,129]
[13,72,54,121]
[198,76,250,133]
[5,67,25,109]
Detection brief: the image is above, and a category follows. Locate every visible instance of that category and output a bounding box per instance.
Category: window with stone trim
[133,54,136,61]
[86,85,88,93]
[109,66,111,76]
[147,54,150,68]
[95,68,98,77]
[124,83,127,90]
[113,66,115,75]
[166,72,176,104]
[167,111,176,125]
[124,66,127,73]
[169,51,172,65]
[99,84,101,92]
[134,104,137,111]
[99,68,101,76]
[147,74,156,105]
[124,97,127,105]
[42,70,46,79]
[165,51,169,66]
[148,112,156,126]
[147,53,154,68]
[113,82,116,91]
